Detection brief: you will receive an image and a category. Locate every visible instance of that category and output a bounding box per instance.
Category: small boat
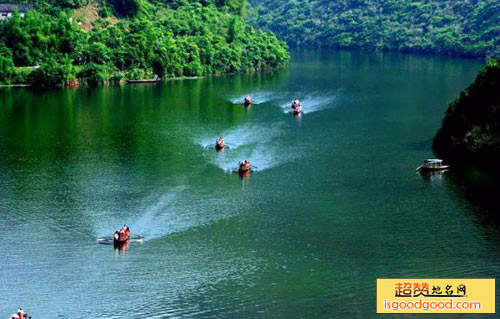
[416,159,449,172]
[239,161,251,173]
[10,310,30,319]
[244,96,252,106]
[127,77,160,84]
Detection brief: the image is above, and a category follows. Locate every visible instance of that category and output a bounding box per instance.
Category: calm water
[0,49,497,318]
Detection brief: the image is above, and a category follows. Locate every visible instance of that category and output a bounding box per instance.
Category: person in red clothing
[124,226,130,238]
[14,308,29,319]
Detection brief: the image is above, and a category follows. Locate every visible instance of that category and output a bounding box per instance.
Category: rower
[244,96,252,105]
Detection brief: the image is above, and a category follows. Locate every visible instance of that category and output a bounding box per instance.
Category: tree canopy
[433,58,500,167]
[248,0,500,58]
[0,0,289,86]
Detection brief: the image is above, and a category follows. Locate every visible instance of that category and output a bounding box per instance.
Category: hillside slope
[248,0,500,58]
[433,59,500,169]
[0,0,289,86]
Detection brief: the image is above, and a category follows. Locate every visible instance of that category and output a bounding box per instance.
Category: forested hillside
[433,58,500,169]
[248,0,500,58]
[0,0,289,86]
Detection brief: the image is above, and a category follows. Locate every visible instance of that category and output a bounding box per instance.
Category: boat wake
[229,91,275,105]
[119,186,252,241]
[279,92,337,114]
[196,122,292,173]
[196,122,279,151]
[128,188,187,241]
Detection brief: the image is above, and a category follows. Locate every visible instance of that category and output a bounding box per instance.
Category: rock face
[433,59,500,171]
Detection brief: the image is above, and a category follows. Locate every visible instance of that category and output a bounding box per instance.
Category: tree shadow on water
[445,167,500,232]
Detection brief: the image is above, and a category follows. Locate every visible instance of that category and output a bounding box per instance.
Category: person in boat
[239,160,251,171]
[216,136,225,149]
[291,99,301,109]
[120,225,130,238]
[244,96,252,105]
[14,309,29,319]
[294,104,302,114]
[118,225,130,238]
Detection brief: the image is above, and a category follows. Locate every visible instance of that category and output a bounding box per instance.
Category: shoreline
[0,84,32,88]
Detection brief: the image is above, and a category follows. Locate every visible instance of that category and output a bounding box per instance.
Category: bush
[27,58,65,88]
[0,46,16,84]
[77,63,108,85]
[125,68,146,80]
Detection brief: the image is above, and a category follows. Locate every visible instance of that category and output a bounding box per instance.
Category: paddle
[132,233,144,240]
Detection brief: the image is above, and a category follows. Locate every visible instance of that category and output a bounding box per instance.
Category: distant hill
[0,0,289,86]
[248,0,500,58]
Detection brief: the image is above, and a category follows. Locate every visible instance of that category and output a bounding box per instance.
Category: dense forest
[0,0,289,86]
[248,0,500,58]
[433,58,500,170]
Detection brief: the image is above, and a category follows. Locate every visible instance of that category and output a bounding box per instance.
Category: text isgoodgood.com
[384,298,481,312]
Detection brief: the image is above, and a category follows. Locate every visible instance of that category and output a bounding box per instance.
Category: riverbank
[0,84,32,88]
[0,63,288,88]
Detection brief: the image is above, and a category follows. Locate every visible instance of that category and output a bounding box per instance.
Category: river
[0,49,497,318]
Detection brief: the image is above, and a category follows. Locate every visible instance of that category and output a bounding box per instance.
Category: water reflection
[418,170,447,185]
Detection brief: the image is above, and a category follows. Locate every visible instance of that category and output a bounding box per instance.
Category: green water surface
[0,49,497,318]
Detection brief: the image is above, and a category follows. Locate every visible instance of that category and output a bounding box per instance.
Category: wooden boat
[126,78,161,84]
[416,159,449,172]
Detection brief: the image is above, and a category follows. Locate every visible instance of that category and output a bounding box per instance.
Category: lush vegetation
[433,58,500,169]
[248,0,500,58]
[0,0,289,86]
